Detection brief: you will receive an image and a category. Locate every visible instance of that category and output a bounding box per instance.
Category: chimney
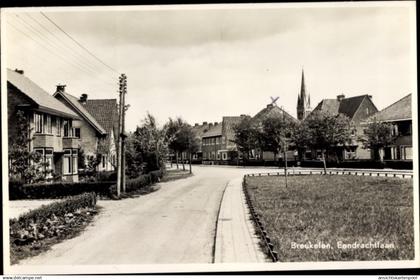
[214,122,218,125]
[267,104,273,108]
[79,93,88,104]
[56,84,66,92]
[368,95,372,99]
[240,114,247,117]
[194,123,199,127]
[209,123,213,127]
[203,122,208,125]
[14,69,24,75]
[337,94,345,101]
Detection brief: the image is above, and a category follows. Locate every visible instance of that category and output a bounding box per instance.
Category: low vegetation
[9,192,98,264]
[245,175,414,261]
[9,180,115,200]
[160,169,193,182]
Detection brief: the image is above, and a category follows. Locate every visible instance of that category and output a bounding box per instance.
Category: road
[17,165,274,266]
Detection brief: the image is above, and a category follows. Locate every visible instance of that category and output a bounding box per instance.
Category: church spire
[297,69,311,121]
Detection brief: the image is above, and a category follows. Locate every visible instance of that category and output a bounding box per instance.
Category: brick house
[191,122,211,161]
[251,103,298,161]
[7,69,80,182]
[53,88,118,172]
[362,94,412,161]
[202,122,223,162]
[309,94,379,160]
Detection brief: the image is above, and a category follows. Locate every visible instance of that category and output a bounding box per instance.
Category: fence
[244,168,413,179]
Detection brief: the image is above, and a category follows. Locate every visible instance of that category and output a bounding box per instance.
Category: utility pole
[117,74,128,197]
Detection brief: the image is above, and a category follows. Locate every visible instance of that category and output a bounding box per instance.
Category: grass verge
[245,175,414,261]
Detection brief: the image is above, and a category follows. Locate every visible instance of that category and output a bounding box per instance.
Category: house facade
[54,88,118,172]
[7,69,80,182]
[362,94,413,161]
[309,94,379,160]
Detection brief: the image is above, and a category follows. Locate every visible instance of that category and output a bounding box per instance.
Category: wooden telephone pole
[117,74,127,197]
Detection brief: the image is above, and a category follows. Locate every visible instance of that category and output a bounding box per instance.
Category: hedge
[10,192,97,246]
[9,181,115,200]
[115,169,164,193]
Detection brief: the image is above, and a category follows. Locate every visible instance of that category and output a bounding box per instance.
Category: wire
[7,18,117,88]
[40,12,119,74]
[21,13,110,78]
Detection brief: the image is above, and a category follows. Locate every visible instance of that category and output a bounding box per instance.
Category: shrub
[9,192,97,246]
[113,169,164,194]
[9,181,115,200]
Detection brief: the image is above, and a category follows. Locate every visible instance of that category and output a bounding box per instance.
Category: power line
[40,11,119,74]
[22,13,113,79]
[7,18,116,86]
[6,19,117,89]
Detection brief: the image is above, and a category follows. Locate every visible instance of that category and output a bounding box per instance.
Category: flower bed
[9,192,98,264]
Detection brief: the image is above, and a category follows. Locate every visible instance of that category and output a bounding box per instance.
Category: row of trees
[232,110,396,173]
[125,114,199,178]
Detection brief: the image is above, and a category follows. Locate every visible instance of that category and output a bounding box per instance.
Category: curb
[242,177,278,262]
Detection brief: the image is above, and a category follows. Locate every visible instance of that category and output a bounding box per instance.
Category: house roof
[83,99,118,134]
[222,116,246,141]
[252,104,297,124]
[312,94,375,120]
[202,122,222,138]
[7,69,79,119]
[192,123,211,138]
[365,94,412,122]
[53,90,107,135]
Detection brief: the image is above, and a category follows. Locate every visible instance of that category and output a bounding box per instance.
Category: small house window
[34,112,43,133]
[74,128,81,138]
[56,118,61,136]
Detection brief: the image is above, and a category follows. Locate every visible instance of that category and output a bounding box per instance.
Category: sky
[3,3,416,131]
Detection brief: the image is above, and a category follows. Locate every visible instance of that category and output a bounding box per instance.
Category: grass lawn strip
[246,175,414,261]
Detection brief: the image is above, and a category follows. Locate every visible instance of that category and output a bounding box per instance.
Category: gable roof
[312,94,375,120]
[202,122,222,138]
[53,90,107,135]
[252,104,297,124]
[83,99,118,134]
[7,69,79,119]
[365,94,412,122]
[192,123,211,138]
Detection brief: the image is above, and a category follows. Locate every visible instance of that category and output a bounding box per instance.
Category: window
[56,118,61,136]
[63,149,72,175]
[34,112,43,133]
[74,128,81,138]
[44,115,52,134]
[216,137,220,145]
[63,120,73,137]
[102,155,106,168]
[222,152,227,160]
[45,149,54,175]
[72,149,78,174]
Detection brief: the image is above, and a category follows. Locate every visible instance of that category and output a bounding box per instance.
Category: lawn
[245,175,414,262]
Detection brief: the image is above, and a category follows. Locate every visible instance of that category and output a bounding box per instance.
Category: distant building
[296,70,311,121]
[251,103,298,161]
[202,122,223,162]
[310,94,379,160]
[7,69,80,182]
[191,122,211,161]
[54,88,118,172]
[362,94,412,161]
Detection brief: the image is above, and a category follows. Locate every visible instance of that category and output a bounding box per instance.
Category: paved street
[16,166,274,267]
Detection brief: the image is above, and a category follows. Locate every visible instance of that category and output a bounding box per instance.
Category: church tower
[297,69,311,120]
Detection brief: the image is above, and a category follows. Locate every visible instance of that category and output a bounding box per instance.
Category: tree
[8,110,50,183]
[165,117,189,169]
[232,116,259,161]
[299,111,352,173]
[125,114,168,177]
[260,116,295,165]
[176,124,200,173]
[359,120,395,162]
